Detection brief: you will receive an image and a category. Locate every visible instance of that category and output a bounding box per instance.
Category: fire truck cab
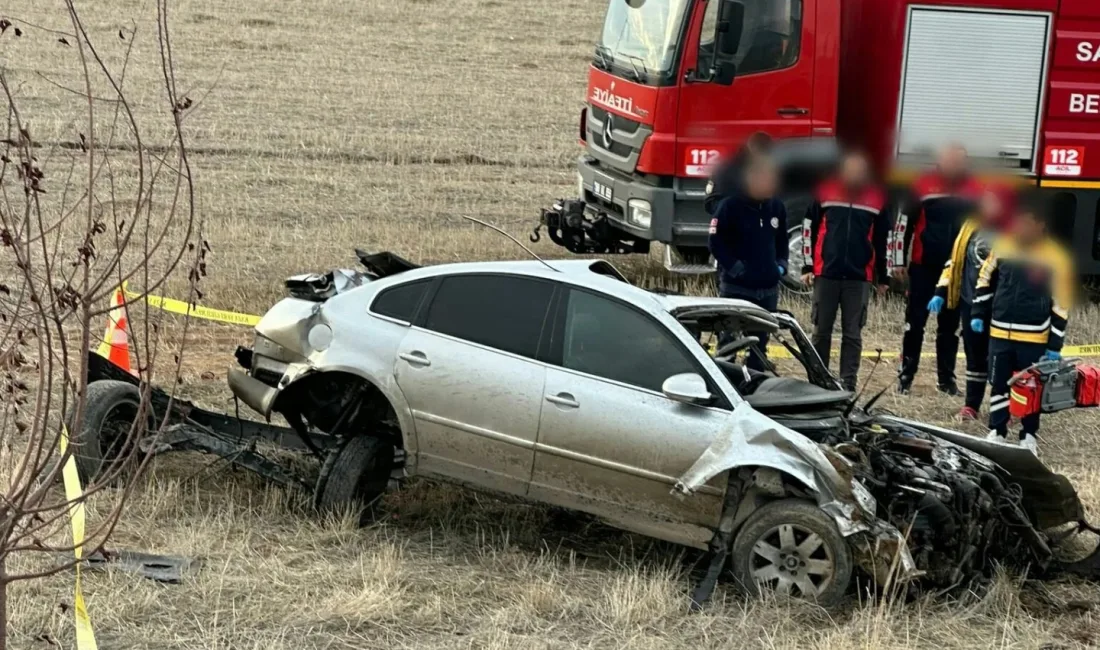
[538,0,1100,285]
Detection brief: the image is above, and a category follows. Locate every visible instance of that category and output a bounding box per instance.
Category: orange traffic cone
[96,286,133,374]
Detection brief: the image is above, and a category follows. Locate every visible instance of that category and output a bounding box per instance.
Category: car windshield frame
[596,0,693,87]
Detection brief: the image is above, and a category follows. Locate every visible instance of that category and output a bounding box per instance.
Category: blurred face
[1012,211,1045,244]
[938,145,969,179]
[839,155,871,189]
[978,190,1004,227]
[745,161,778,200]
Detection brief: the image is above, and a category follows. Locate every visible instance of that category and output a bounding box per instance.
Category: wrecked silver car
[76,251,1100,606]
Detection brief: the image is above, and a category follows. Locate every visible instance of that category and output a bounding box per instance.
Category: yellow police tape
[121,286,1100,359]
[59,426,99,650]
[124,287,261,327]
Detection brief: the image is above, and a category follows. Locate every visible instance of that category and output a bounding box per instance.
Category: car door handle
[398,351,431,367]
[777,107,809,116]
[546,393,580,409]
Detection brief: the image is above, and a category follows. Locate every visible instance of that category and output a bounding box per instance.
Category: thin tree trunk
[0,558,8,650]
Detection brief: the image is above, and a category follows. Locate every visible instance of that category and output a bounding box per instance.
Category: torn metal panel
[675,402,847,500]
[58,550,199,584]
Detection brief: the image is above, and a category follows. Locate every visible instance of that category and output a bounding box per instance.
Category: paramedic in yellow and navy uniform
[970,195,1075,456]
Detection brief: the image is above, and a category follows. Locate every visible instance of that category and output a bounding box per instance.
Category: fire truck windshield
[597,0,691,80]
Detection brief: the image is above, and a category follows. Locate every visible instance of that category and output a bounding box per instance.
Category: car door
[529,287,735,547]
[676,0,816,179]
[394,273,555,497]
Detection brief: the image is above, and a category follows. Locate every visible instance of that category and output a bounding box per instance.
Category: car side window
[559,289,696,393]
[371,279,431,323]
[422,274,554,360]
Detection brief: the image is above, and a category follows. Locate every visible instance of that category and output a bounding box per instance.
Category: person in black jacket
[890,144,984,395]
[704,132,775,216]
[709,155,788,371]
[800,152,891,391]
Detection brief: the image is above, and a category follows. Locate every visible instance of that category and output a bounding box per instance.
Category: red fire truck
[536,0,1100,287]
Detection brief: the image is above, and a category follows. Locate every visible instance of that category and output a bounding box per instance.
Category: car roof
[395,258,659,302]
[382,259,774,322]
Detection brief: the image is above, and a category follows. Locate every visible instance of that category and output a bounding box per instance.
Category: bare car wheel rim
[750,523,836,598]
[785,228,811,294]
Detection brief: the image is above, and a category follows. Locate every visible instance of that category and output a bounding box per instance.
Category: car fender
[277,351,420,461]
[674,402,846,503]
[674,402,920,580]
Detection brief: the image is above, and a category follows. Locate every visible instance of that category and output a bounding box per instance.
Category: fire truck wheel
[70,379,145,485]
[783,225,813,296]
[314,434,395,525]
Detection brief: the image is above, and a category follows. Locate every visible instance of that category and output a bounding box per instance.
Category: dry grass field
[6,0,1100,648]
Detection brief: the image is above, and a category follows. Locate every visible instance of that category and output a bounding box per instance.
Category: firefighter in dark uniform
[890,144,984,394]
[971,196,1074,455]
[708,155,788,371]
[800,152,891,392]
[704,132,775,216]
[929,185,1016,420]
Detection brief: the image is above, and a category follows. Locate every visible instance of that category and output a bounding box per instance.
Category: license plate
[593,180,613,203]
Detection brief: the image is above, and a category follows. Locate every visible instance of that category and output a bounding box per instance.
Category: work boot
[897,374,914,395]
[957,406,979,421]
[1020,435,1039,456]
[985,429,1005,442]
[937,380,960,397]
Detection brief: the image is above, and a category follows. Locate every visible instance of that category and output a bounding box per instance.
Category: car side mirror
[662,373,715,405]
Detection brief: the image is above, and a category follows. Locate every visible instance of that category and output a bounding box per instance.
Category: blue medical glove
[927,296,945,314]
[1044,349,1062,362]
[970,318,984,333]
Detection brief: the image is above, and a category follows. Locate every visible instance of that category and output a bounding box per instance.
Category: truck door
[676,0,816,179]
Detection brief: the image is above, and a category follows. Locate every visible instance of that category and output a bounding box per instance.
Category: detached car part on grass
[76,251,1100,607]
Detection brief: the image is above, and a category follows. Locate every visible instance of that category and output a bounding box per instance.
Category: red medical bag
[1009,359,1080,418]
[1009,372,1043,419]
[1077,365,1100,407]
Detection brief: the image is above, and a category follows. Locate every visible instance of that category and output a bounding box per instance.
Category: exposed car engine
[835,419,1050,594]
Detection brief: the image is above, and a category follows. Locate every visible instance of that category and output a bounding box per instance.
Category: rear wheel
[730,499,852,606]
[313,435,394,525]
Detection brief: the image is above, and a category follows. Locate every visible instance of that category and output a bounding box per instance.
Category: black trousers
[988,338,1046,439]
[959,302,990,411]
[900,263,960,384]
[718,282,778,372]
[811,278,870,391]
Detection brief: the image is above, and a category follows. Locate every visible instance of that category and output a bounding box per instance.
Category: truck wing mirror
[716,0,745,58]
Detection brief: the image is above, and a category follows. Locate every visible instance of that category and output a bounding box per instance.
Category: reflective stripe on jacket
[972,236,1074,350]
[889,173,982,269]
[800,180,890,283]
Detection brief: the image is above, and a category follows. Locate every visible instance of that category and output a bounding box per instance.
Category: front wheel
[729,499,852,606]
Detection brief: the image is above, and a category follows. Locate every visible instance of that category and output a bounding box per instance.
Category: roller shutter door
[896,8,1051,170]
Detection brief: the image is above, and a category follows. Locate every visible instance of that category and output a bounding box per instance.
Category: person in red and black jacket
[889,144,984,395]
[800,151,891,391]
